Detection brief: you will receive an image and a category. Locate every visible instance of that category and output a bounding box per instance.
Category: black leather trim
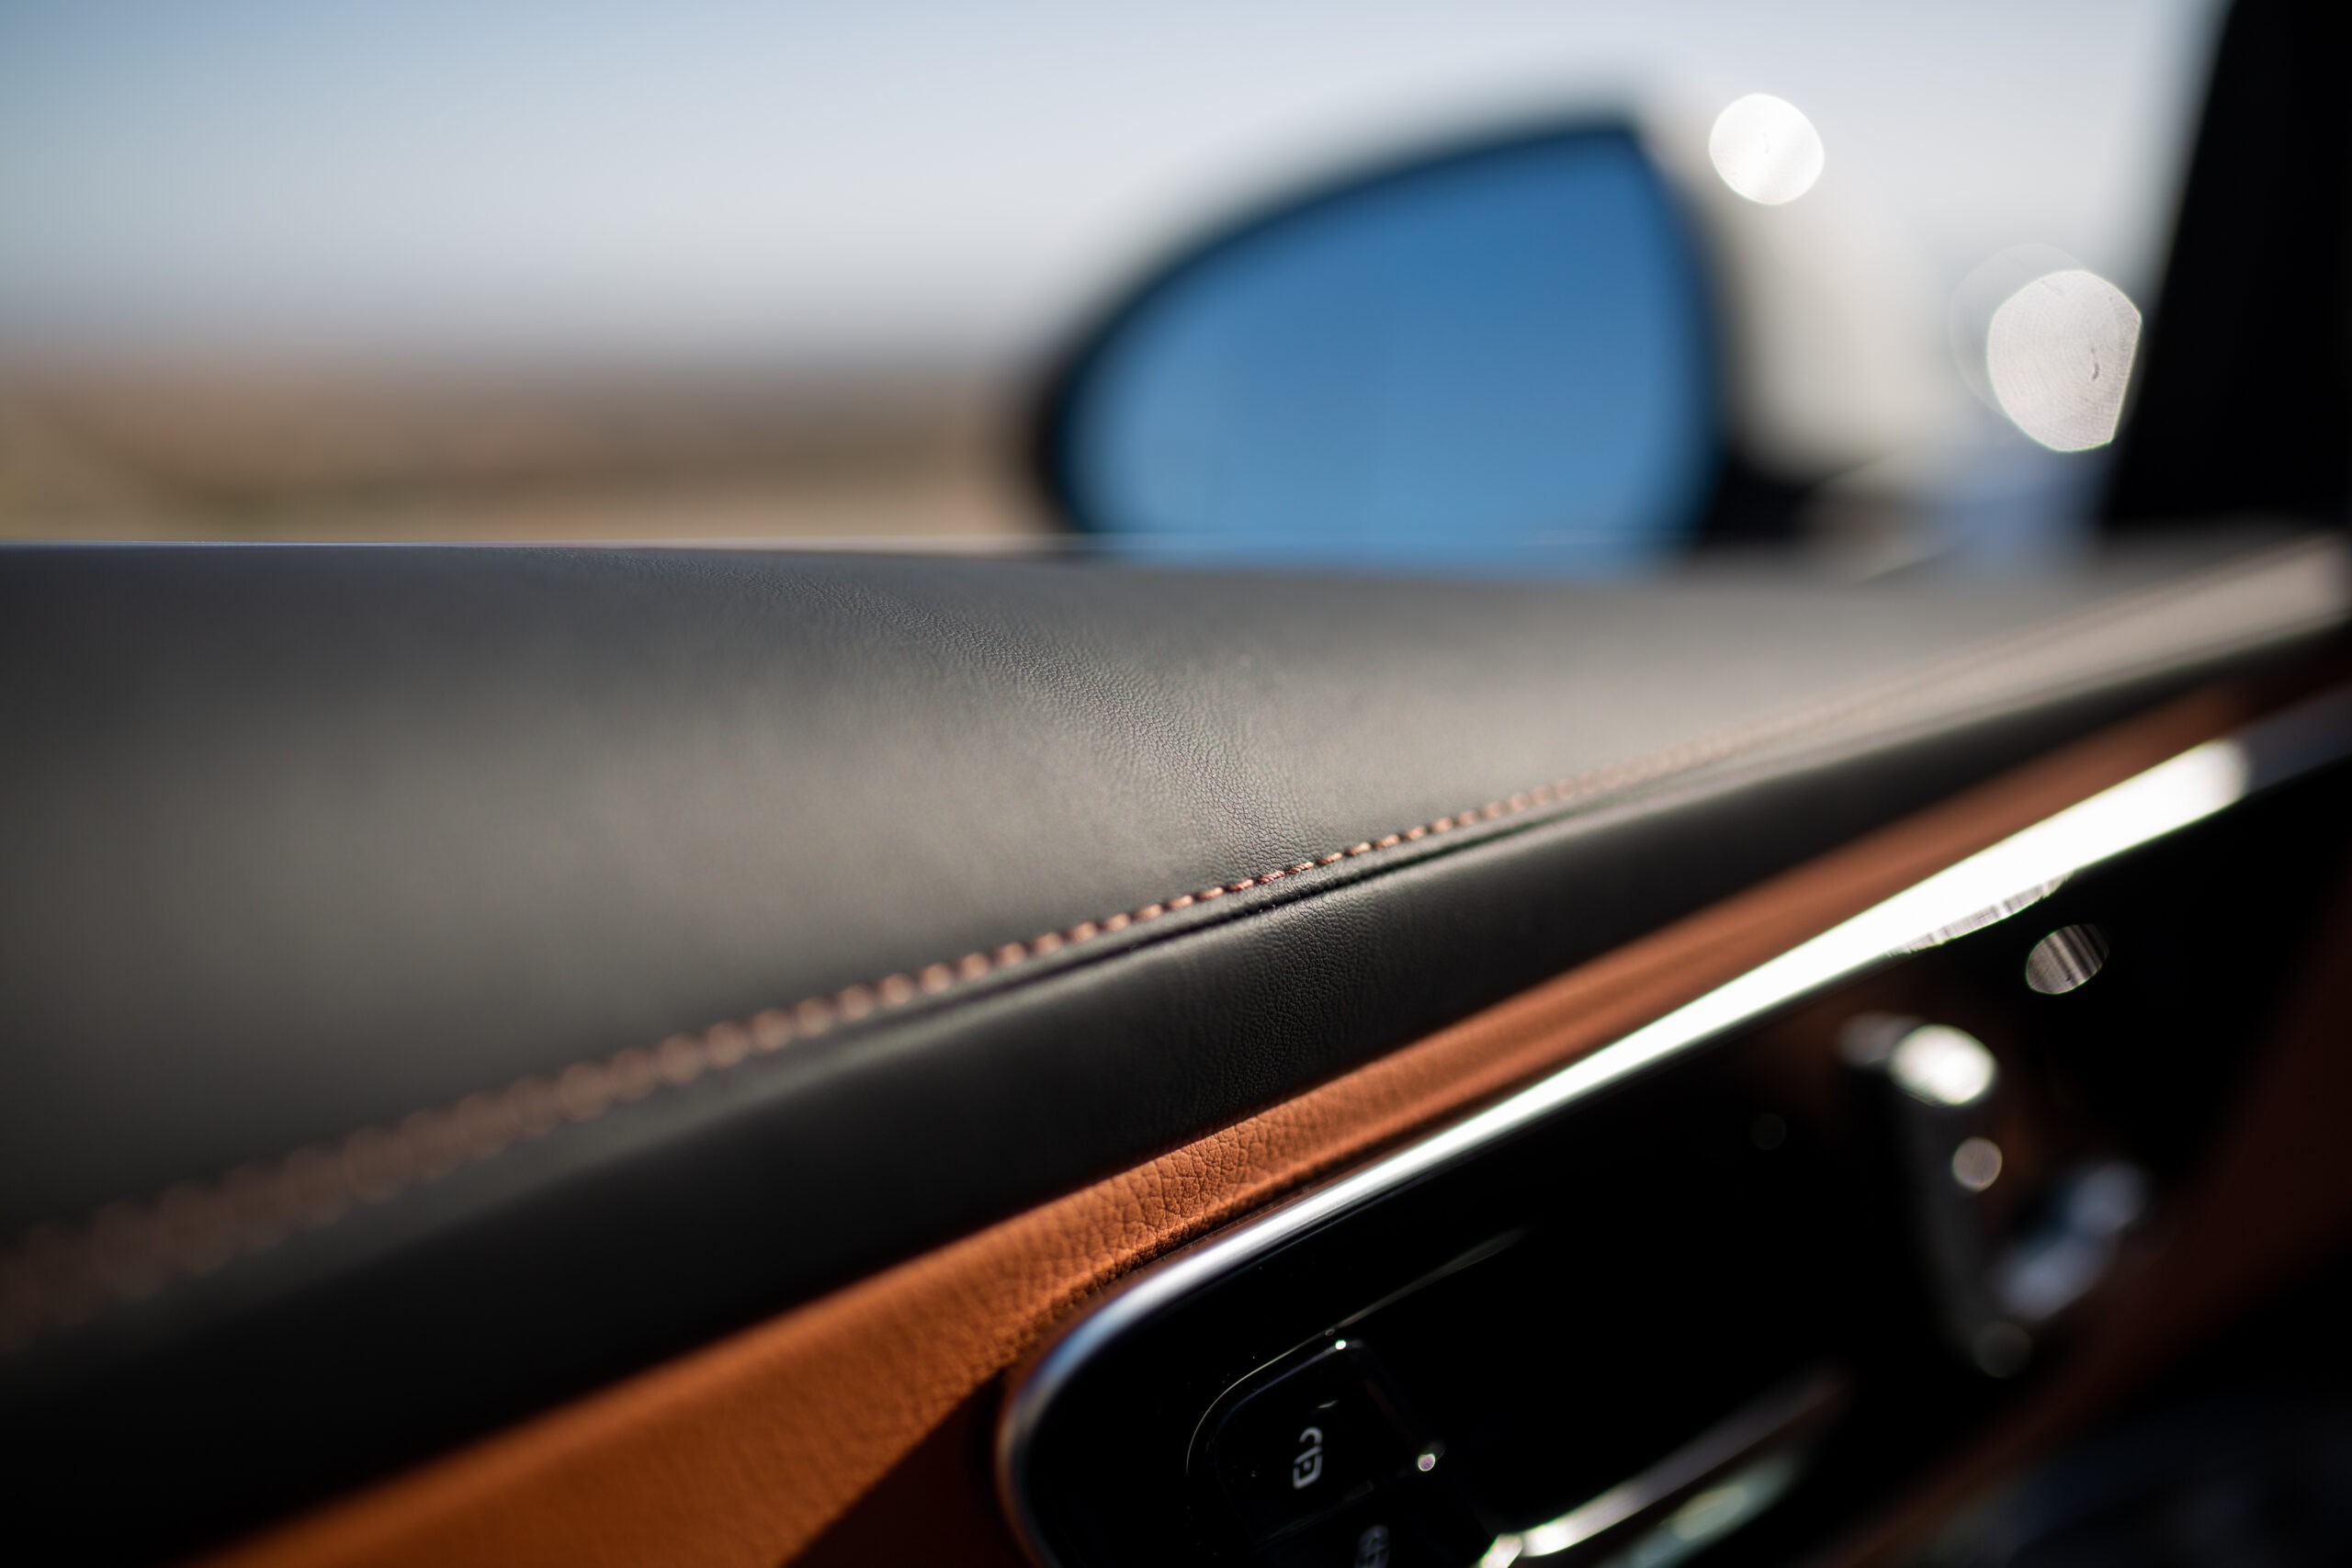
[0,539,2343,1560]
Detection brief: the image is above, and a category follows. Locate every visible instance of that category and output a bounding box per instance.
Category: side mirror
[1037,123,1722,572]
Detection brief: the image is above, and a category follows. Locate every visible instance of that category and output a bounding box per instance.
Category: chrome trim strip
[998,686,2352,1568]
[1491,1363,1847,1564]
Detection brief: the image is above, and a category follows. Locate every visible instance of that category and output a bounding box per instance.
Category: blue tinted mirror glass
[1053,127,1718,573]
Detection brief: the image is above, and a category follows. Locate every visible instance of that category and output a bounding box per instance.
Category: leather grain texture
[197,686,2254,1568]
[0,540,2341,1560]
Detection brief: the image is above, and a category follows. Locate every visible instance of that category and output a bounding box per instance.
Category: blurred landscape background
[0,0,2218,547]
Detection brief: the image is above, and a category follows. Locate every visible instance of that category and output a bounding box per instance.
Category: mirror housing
[1036,123,1723,573]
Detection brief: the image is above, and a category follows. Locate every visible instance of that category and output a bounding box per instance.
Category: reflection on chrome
[1488,1456,1805,1568]
[1987,268,2142,452]
[1890,1025,1997,1108]
[1629,1457,1803,1568]
[1479,1369,1844,1566]
[1706,94,1825,206]
[1633,739,2248,1089]
[2024,923,2109,994]
[1895,877,2064,953]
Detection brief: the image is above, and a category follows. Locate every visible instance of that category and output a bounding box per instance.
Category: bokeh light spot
[1987,269,2141,452]
[1707,94,1825,206]
[1951,1135,2005,1192]
[1889,1024,1998,1108]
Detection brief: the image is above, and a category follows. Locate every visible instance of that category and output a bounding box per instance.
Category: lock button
[1197,1342,1425,1546]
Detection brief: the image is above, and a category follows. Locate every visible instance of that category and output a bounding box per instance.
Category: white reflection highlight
[1504,1450,1804,1563]
[1987,268,2142,451]
[2024,923,2109,994]
[1896,877,2063,953]
[1707,95,1825,206]
[1478,739,2248,1136]
[1890,1026,1996,1108]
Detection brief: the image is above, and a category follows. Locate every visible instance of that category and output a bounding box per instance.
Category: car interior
[3,1,2348,1565]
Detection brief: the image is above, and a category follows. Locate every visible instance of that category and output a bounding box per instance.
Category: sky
[0,0,2222,367]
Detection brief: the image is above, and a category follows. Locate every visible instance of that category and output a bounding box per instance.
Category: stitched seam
[0,728,1798,1348]
[0,538,2337,1349]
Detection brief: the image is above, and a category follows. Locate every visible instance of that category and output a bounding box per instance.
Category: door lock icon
[1291,1426,1325,1489]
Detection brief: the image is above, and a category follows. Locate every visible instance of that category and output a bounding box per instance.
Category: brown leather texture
[199,687,2255,1568]
[796,1387,1033,1568]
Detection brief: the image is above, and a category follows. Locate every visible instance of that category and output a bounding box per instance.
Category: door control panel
[1001,696,2352,1568]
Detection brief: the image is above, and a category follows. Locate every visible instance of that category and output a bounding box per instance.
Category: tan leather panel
[201,688,2253,1568]
[794,1388,1032,1568]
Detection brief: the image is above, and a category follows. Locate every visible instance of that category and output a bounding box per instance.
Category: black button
[1200,1343,1421,1545]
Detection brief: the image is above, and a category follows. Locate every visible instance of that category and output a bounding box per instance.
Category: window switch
[1198,1342,1424,1545]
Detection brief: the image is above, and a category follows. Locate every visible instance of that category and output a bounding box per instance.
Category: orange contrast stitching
[0,536,2335,1348]
[0,716,1792,1349]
